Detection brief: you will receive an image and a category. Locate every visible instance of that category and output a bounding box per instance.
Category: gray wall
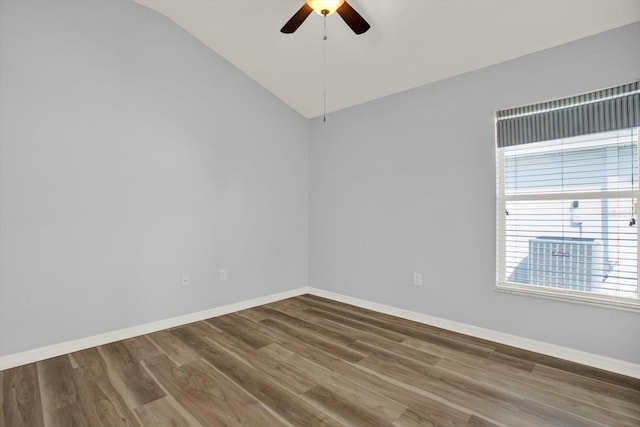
[0,0,308,356]
[309,22,640,364]
[1,0,638,366]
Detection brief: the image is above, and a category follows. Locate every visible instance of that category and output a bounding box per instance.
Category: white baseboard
[0,287,311,371]
[2,285,639,379]
[305,287,640,379]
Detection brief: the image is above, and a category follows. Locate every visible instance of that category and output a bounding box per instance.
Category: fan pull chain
[322,14,327,122]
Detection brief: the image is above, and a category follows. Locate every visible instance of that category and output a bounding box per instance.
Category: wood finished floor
[2,294,639,427]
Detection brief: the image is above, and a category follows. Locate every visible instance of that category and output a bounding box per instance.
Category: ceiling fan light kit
[307,0,345,16]
[281,0,370,34]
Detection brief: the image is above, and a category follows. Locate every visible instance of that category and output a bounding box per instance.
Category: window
[496,82,640,310]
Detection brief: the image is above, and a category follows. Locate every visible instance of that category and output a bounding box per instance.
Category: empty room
[1,0,639,425]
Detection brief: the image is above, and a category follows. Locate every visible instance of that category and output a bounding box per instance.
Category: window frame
[495,133,640,312]
[495,82,640,310]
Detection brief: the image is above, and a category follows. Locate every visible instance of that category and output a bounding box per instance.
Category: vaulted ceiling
[135,0,640,118]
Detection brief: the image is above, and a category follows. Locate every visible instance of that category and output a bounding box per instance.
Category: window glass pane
[498,128,639,302]
[504,130,638,195]
[504,198,637,298]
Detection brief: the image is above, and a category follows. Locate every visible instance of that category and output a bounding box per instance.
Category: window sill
[496,282,640,312]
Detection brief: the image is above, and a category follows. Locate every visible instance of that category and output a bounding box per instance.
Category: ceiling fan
[281,0,370,35]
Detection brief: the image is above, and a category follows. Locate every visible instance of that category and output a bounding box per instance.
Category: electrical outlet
[182,274,190,287]
[219,269,228,282]
[413,272,423,286]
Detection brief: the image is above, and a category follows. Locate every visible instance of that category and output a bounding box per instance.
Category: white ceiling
[135,0,640,119]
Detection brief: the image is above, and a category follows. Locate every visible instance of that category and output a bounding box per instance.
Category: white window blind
[496,82,640,310]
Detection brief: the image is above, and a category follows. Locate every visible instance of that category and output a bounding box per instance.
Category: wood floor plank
[185,314,315,393]
[47,403,90,427]
[355,362,502,426]
[436,357,640,427]
[147,329,201,367]
[465,415,503,427]
[120,336,162,362]
[37,356,77,412]
[68,348,102,369]
[266,299,328,323]
[357,349,583,427]
[98,340,165,408]
[516,397,607,427]
[350,339,440,369]
[304,306,410,342]
[404,336,640,421]
[219,311,328,362]
[258,307,359,347]
[298,294,498,350]
[260,317,367,363]
[401,336,531,375]
[37,355,87,425]
[260,343,407,424]
[238,314,478,425]
[303,385,391,427]
[495,344,640,391]
[392,408,469,427]
[368,320,496,358]
[532,363,640,402]
[234,307,273,322]
[295,297,415,340]
[263,298,322,323]
[1,363,45,427]
[320,318,442,366]
[134,396,200,427]
[257,318,480,425]
[206,313,273,349]
[69,348,140,426]
[143,355,286,426]
[337,362,476,425]
[203,326,316,394]
[171,323,344,427]
[3,294,638,427]
[301,299,498,358]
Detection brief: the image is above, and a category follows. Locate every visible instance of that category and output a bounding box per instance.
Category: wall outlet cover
[413,272,423,286]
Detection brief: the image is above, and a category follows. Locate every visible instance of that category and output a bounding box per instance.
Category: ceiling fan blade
[281,3,313,33]
[336,1,370,34]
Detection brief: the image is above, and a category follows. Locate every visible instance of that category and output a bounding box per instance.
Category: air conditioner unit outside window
[528,236,605,292]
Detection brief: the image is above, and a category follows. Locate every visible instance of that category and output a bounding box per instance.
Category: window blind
[497,81,639,147]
